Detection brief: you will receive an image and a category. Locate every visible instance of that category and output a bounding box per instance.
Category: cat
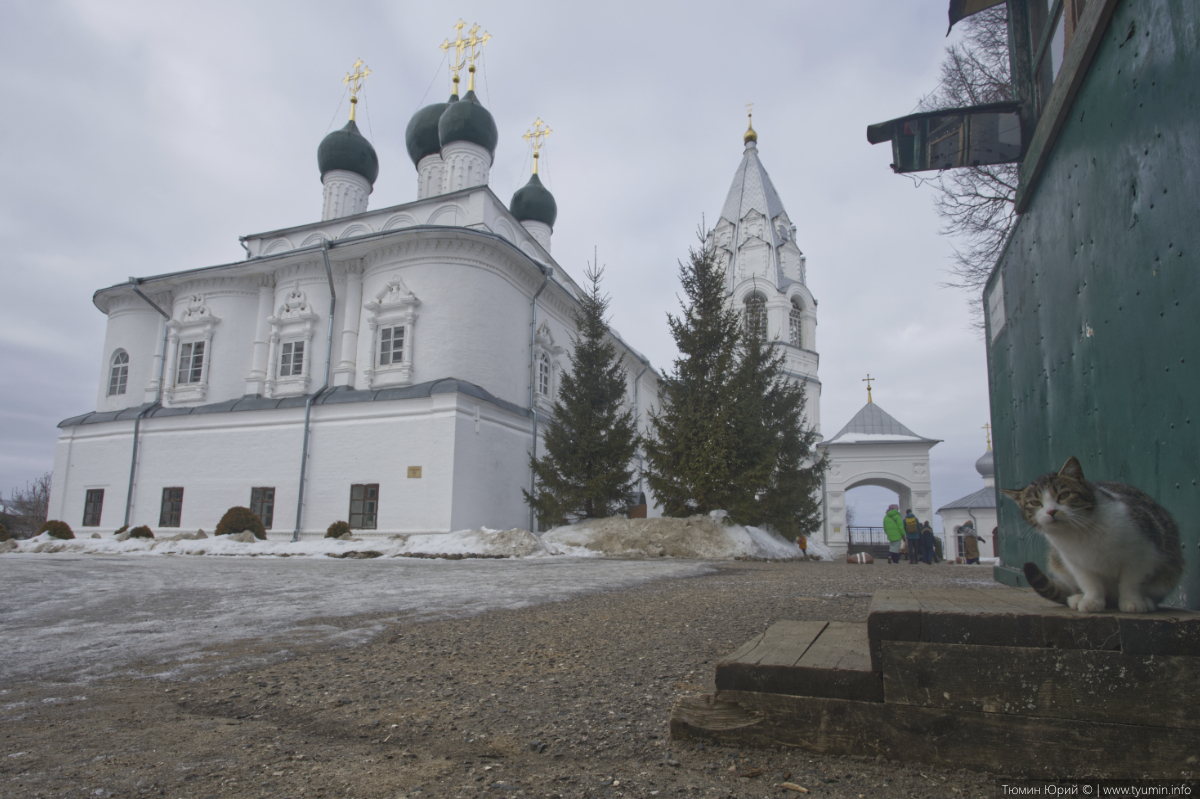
[1000,456,1183,613]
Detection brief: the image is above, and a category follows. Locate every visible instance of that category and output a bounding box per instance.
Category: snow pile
[4,515,816,561]
[4,528,549,559]
[540,512,804,560]
[804,538,834,561]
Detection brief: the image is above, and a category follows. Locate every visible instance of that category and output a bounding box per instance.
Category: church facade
[48,47,661,539]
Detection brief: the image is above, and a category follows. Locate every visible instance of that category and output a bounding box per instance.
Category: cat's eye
[1028,499,1042,508]
[1057,491,1074,501]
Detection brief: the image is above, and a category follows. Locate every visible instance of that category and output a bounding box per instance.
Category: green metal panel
[985,0,1200,608]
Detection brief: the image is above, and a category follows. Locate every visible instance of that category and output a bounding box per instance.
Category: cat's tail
[1023,562,1071,605]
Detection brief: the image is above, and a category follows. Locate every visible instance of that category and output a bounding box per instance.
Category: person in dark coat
[919,521,936,564]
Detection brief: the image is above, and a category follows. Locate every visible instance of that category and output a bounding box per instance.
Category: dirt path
[1,560,997,798]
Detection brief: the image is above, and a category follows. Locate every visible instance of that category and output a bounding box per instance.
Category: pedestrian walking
[919,521,936,564]
[904,509,921,564]
[883,505,904,563]
[961,521,981,564]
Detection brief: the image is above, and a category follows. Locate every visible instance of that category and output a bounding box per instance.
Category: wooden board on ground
[671,690,1200,779]
[881,640,1200,729]
[717,621,883,702]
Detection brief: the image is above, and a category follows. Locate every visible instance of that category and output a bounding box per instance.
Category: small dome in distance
[975,449,995,479]
[438,90,498,157]
[318,119,379,185]
[511,172,557,229]
[405,94,457,166]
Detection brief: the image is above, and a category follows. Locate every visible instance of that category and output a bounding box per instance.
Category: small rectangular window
[250,487,275,530]
[82,489,104,527]
[279,342,304,378]
[177,342,205,384]
[379,326,404,366]
[159,487,184,527]
[348,483,379,529]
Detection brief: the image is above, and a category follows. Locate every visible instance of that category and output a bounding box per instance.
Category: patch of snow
[2,516,818,561]
[828,433,927,443]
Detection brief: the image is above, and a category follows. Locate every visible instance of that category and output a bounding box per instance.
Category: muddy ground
[2,560,999,798]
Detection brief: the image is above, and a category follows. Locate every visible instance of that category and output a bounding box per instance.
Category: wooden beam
[881,640,1200,729]
[673,690,1200,779]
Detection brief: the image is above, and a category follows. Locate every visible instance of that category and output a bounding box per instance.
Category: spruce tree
[523,264,639,528]
[647,233,826,537]
[644,239,747,516]
[733,323,826,539]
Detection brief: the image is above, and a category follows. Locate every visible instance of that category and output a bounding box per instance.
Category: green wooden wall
[985,0,1199,608]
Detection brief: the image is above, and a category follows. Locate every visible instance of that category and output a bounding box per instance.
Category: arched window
[538,352,552,398]
[108,350,129,396]
[744,293,767,339]
[789,300,804,348]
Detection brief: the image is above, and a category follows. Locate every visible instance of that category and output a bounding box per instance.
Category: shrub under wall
[129,525,154,539]
[0,521,9,542]
[215,507,266,539]
[325,521,351,539]
[39,520,75,540]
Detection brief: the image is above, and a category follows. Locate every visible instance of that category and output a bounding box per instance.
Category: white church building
[48,46,663,539]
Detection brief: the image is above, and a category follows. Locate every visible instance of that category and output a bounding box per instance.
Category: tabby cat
[1000,456,1183,613]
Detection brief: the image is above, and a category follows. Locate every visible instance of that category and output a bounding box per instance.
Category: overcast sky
[0,0,997,530]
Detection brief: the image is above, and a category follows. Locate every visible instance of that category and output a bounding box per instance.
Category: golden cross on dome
[464,23,491,92]
[744,101,758,143]
[441,19,470,93]
[342,59,371,121]
[523,118,552,174]
[862,373,875,403]
[983,422,992,450]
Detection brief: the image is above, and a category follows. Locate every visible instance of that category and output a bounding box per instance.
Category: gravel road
[1,559,999,798]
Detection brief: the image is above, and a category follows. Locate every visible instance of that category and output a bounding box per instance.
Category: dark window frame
[348,484,379,530]
[250,487,275,530]
[159,487,184,527]
[82,489,105,527]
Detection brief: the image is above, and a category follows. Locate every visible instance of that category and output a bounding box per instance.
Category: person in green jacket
[882,504,904,563]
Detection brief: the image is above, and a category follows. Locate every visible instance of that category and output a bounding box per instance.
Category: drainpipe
[820,465,829,546]
[527,268,552,533]
[124,279,171,527]
[293,240,337,541]
[632,362,650,495]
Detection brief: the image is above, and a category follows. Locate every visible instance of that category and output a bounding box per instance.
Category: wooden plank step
[671,690,1200,779]
[867,587,1200,669]
[881,640,1200,730]
[716,621,883,702]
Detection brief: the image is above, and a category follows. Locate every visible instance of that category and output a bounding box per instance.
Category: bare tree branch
[2,473,51,538]
[918,7,1016,330]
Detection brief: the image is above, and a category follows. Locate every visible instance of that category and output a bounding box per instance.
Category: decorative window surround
[532,321,565,413]
[164,295,219,406]
[789,302,804,349]
[265,285,319,398]
[363,275,420,389]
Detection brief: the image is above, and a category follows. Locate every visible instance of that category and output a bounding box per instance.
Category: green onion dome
[510,172,557,229]
[405,94,457,166]
[437,90,498,157]
[318,119,379,185]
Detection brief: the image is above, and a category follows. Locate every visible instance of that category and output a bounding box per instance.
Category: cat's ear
[1059,456,1085,480]
[999,488,1023,502]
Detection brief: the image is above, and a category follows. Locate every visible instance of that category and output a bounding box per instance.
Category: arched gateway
[817,400,940,556]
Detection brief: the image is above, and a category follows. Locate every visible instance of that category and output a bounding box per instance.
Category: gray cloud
[1,0,997,527]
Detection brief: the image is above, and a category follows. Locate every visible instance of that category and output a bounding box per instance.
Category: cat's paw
[1119,596,1156,614]
[1067,594,1084,610]
[1069,594,1105,612]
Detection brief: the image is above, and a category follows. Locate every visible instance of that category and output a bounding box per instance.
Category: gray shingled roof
[937,486,997,512]
[720,144,788,229]
[822,401,939,445]
[58,378,531,428]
